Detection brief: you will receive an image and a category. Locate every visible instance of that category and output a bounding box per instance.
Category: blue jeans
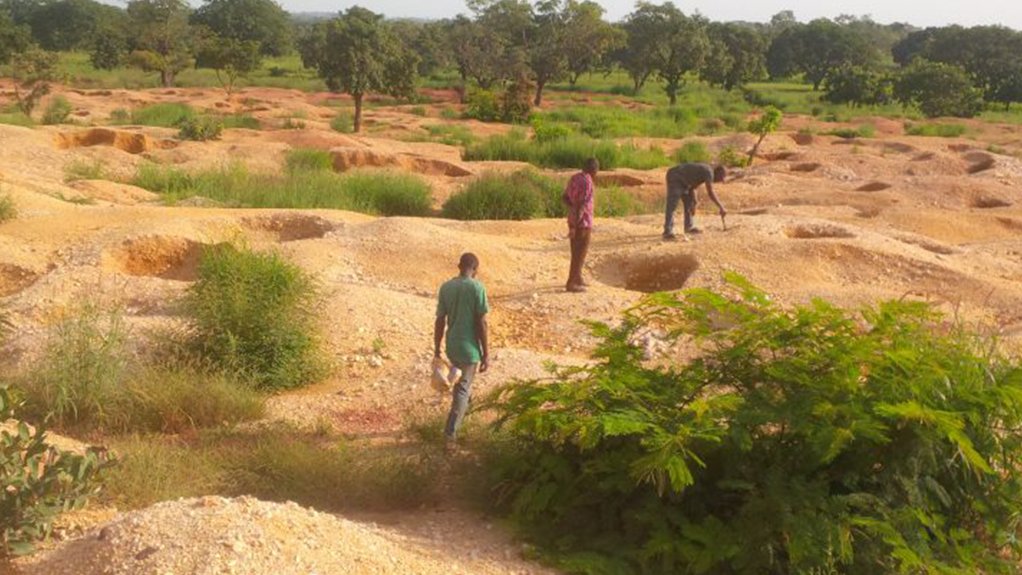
[664,186,695,236]
[444,363,478,439]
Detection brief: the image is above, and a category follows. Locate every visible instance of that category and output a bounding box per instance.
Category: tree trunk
[353,93,363,133]
[533,80,545,107]
[161,69,174,88]
[748,133,767,166]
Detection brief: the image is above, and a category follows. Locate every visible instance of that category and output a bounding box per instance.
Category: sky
[286,0,1022,29]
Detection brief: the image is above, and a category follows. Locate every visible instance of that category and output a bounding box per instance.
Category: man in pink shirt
[562,157,599,292]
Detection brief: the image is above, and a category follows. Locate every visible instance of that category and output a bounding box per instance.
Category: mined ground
[2,85,1022,573]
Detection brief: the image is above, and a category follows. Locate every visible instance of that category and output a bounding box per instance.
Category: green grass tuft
[904,122,968,138]
[118,103,197,128]
[285,149,333,173]
[464,130,669,170]
[63,159,105,182]
[673,141,711,164]
[0,192,15,223]
[0,112,35,127]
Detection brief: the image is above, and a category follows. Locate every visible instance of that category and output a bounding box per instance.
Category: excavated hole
[911,152,935,161]
[856,181,892,192]
[997,217,1022,232]
[790,162,821,173]
[785,224,856,239]
[242,214,335,242]
[597,253,700,293]
[0,263,41,297]
[110,236,207,281]
[55,128,177,155]
[966,157,996,174]
[971,197,1012,209]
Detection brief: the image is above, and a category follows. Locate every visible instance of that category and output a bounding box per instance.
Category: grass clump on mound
[0,192,15,222]
[487,275,1022,574]
[0,111,34,127]
[132,162,432,216]
[9,303,264,434]
[904,122,968,138]
[119,103,196,127]
[464,129,670,170]
[183,244,326,391]
[285,148,333,173]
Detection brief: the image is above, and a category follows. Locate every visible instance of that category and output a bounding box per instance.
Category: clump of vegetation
[63,159,105,182]
[465,88,501,123]
[121,103,196,127]
[330,111,353,133]
[281,116,306,130]
[0,111,34,127]
[824,124,876,139]
[0,387,112,557]
[0,192,15,223]
[220,114,260,130]
[904,122,968,138]
[716,145,748,168]
[673,141,711,164]
[464,130,669,170]
[40,96,73,125]
[285,148,333,173]
[488,275,1022,574]
[132,163,432,216]
[178,116,223,141]
[424,124,476,147]
[746,105,782,165]
[183,244,326,391]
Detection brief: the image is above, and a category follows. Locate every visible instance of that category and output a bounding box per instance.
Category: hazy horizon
[276,0,1022,29]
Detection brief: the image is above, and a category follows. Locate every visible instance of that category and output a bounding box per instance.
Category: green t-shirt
[436,276,489,365]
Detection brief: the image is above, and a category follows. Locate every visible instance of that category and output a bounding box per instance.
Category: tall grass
[116,103,196,127]
[63,159,105,182]
[183,244,326,391]
[673,141,711,164]
[133,163,433,216]
[285,148,333,173]
[904,122,968,138]
[464,130,669,170]
[0,112,34,127]
[0,192,15,223]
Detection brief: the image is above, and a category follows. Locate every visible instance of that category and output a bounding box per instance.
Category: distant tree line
[3,0,1022,129]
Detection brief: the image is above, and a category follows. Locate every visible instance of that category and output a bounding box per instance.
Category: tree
[89,23,127,70]
[195,37,260,95]
[304,7,418,133]
[562,0,622,86]
[527,0,566,106]
[634,3,709,106]
[747,106,781,165]
[11,48,58,116]
[0,11,31,64]
[702,22,767,91]
[767,18,880,90]
[615,5,661,94]
[894,59,984,118]
[823,65,893,107]
[190,0,290,57]
[125,0,196,87]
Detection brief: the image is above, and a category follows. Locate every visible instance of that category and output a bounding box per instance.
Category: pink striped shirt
[564,172,594,229]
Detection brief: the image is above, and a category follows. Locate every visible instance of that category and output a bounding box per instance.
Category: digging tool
[721,214,727,231]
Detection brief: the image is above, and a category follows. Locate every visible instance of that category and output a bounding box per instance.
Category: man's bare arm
[477,313,489,372]
[705,182,726,215]
[433,315,446,358]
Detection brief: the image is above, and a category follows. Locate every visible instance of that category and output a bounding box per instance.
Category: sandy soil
[2,85,1022,573]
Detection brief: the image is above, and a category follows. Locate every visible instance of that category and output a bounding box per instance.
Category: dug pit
[242,214,335,242]
[0,263,41,297]
[596,252,699,293]
[790,162,821,173]
[107,236,206,281]
[856,182,892,192]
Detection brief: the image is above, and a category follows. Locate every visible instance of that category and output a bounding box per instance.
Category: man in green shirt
[434,252,490,444]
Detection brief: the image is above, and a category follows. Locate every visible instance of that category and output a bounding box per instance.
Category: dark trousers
[567,227,591,287]
[664,186,695,235]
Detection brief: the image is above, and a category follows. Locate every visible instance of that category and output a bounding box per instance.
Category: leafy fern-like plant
[488,274,1022,574]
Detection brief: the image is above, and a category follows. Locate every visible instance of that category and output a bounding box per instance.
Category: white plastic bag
[430,357,462,393]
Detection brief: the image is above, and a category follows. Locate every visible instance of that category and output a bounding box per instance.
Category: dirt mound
[330,147,473,177]
[107,236,206,281]
[596,172,646,187]
[596,252,699,293]
[856,181,892,192]
[0,263,40,297]
[785,224,856,239]
[55,129,177,155]
[68,180,158,205]
[19,496,535,575]
[242,213,335,242]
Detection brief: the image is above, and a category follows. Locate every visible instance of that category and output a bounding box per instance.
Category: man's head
[458,252,480,277]
[583,157,599,176]
[713,165,727,183]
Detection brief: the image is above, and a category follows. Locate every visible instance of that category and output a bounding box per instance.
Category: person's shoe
[662,233,678,241]
[685,227,703,235]
[566,284,587,293]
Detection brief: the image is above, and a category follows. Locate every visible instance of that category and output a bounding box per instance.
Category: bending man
[663,163,727,240]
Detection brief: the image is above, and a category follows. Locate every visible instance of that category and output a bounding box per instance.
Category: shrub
[673,141,711,164]
[501,77,533,123]
[716,145,749,168]
[442,171,543,220]
[0,112,34,127]
[221,114,260,130]
[63,160,105,182]
[439,107,459,120]
[340,170,432,217]
[184,244,326,391]
[904,122,968,138]
[330,111,353,133]
[285,148,333,173]
[0,193,14,223]
[178,116,223,141]
[465,88,501,122]
[128,103,196,127]
[0,387,111,557]
[464,131,670,170]
[894,60,984,118]
[531,118,574,143]
[596,186,641,217]
[409,105,428,117]
[108,108,130,124]
[488,275,1022,574]
[41,96,73,125]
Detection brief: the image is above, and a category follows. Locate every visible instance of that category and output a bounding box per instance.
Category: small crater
[971,197,1012,209]
[856,206,882,219]
[856,181,892,192]
[55,128,178,154]
[900,237,957,255]
[882,142,915,154]
[790,162,821,173]
[965,154,996,174]
[785,224,856,239]
[242,214,335,242]
[0,263,41,297]
[911,152,935,161]
[764,151,798,161]
[997,217,1022,232]
[596,253,699,293]
[109,236,206,281]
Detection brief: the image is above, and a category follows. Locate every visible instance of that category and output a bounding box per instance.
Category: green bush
[133,163,432,216]
[0,112,34,127]
[596,186,641,217]
[716,145,749,168]
[285,148,333,173]
[465,88,501,123]
[464,130,669,170]
[41,96,73,125]
[0,387,111,557]
[184,244,326,391]
[0,193,15,223]
[221,114,260,130]
[488,275,1022,574]
[330,111,353,133]
[178,116,223,141]
[443,171,548,221]
[673,141,711,164]
[904,122,968,138]
[531,118,575,143]
[125,103,196,127]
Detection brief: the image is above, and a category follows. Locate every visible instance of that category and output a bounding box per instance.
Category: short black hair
[713,165,727,183]
[458,252,479,271]
[584,157,599,174]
